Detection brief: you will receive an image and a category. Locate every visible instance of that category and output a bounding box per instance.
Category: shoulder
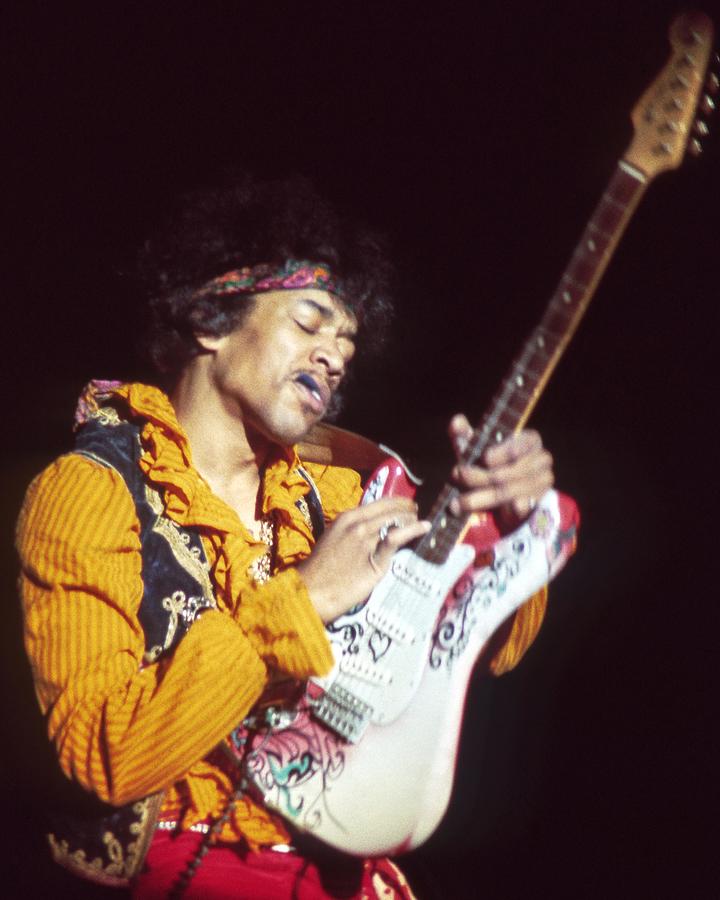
[17,453,139,552]
[299,461,363,518]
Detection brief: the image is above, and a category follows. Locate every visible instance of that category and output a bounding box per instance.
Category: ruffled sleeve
[299,461,363,521]
[488,587,548,674]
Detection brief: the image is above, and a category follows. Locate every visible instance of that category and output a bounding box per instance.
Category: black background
[3,2,719,897]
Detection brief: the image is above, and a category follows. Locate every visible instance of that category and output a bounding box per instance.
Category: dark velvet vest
[47,414,324,887]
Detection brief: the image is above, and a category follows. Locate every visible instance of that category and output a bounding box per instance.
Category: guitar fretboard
[416,163,648,565]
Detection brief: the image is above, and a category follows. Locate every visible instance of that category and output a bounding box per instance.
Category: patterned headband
[198,259,345,300]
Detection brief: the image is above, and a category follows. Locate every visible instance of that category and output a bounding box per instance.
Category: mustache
[323,384,345,421]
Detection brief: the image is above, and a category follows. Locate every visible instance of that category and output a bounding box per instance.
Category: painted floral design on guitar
[226,699,347,830]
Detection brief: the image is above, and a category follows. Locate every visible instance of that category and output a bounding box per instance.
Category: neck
[170,359,272,528]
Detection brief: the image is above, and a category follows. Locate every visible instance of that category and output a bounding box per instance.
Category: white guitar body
[231,486,578,855]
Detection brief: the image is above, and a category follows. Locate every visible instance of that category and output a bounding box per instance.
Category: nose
[310,334,346,378]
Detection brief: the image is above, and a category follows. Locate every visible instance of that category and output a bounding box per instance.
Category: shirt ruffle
[96,383,321,605]
[75,381,353,846]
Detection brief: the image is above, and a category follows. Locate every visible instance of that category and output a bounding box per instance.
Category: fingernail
[449,498,461,516]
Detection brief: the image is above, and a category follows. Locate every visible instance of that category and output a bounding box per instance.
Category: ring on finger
[378,517,402,543]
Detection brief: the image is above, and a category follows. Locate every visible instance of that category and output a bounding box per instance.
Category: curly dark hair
[138,171,395,386]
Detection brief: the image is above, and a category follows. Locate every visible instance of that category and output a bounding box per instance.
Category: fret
[497,411,521,434]
[515,348,551,373]
[580,236,603,254]
[515,362,547,383]
[535,323,563,343]
[599,189,628,211]
[587,220,614,241]
[496,379,529,408]
[489,385,520,413]
[592,201,628,235]
[525,329,557,353]
[542,306,574,335]
[502,398,529,420]
[508,373,531,393]
[563,260,594,288]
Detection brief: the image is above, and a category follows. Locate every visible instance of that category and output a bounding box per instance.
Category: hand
[447,413,554,525]
[297,497,430,622]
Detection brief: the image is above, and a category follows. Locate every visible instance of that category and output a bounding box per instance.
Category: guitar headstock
[625,10,717,178]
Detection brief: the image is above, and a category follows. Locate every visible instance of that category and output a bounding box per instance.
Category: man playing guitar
[17,171,554,898]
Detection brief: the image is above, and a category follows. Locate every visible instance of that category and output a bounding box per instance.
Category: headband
[198,259,345,299]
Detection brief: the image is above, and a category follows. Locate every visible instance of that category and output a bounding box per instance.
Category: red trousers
[133,830,416,899]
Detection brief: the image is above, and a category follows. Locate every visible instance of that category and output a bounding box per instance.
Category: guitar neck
[470,163,649,451]
[414,9,716,566]
[417,161,648,565]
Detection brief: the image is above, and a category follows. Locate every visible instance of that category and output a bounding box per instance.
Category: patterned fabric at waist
[155,819,295,852]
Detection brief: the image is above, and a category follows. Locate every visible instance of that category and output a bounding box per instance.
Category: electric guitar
[227,11,717,855]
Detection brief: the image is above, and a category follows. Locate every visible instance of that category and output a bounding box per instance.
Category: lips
[294,372,331,414]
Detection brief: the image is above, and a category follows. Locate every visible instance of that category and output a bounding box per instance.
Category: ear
[195,332,228,353]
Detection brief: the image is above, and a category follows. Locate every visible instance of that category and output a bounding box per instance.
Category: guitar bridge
[311,683,373,744]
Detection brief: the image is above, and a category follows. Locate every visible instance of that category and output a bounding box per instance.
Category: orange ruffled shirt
[17,383,547,849]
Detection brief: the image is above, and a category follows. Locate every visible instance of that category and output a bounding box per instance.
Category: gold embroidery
[162,590,188,649]
[144,481,164,515]
[249,517,275,584]
[145,484,216,603]
[88,406,123,427]
[144,644,163,664]
[144,588,210,664]
[295,495,313,529]
[141,484,216,663]
[48,793,164,887]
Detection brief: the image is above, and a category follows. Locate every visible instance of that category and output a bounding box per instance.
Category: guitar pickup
[311,683,373,744]
[340,654,393,685]
[389,557,438,597]
[365,608,415,644]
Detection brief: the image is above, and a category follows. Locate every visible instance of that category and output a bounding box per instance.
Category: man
[17,173,555,897]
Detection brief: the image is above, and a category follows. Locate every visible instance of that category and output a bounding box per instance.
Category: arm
[18,455,333,805]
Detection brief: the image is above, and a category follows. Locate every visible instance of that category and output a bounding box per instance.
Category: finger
[383,519,431,549]
[448,413,474,459]
[372,520,431,568]
[347,496,418,529]
[360,496,418,517]
[450,466,554,515]
[453,448,553,491]
[483,429,543,468]
[511,495,540,519]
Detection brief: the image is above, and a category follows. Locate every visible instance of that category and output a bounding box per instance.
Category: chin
[254,413,318,449]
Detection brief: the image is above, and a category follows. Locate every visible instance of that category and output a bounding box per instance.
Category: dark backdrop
[3,2,719,897]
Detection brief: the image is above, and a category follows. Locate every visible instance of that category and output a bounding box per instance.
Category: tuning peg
[693,119,710,136]
[706,71,720,96]
[688,137,703,157]
[700,94,716,115]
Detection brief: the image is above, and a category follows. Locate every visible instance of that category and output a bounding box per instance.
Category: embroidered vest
[47,414,324,887]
